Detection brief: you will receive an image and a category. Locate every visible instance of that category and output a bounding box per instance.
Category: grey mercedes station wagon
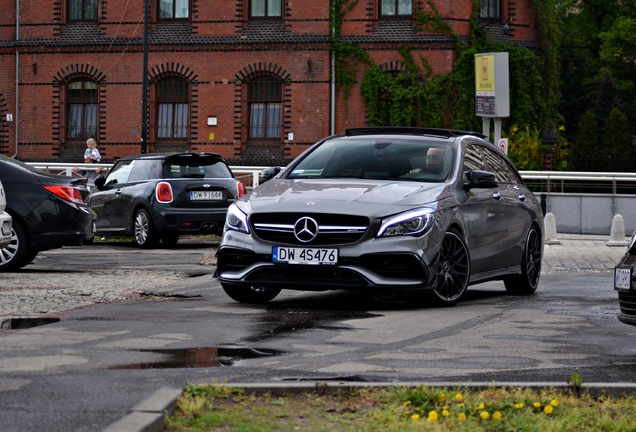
[215,127,544,306]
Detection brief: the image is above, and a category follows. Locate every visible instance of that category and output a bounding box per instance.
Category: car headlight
[225,203,250,234]
[378,208,435,237]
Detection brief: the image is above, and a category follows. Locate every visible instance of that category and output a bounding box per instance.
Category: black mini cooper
[89,152,246,248]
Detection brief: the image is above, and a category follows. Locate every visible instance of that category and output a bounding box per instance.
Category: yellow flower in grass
[458,412,467,422]
[544,405,554,414]
[403,400,411,407]
[493,411,502,420]
[442,409,450,417]
[438,393,446,403]
[477,403,485,410]
[534,402,542,408]
[514,403,524,409]
[551,399,559,407]
[427,411,439,422]
[410,413,420,421]
[455,393,463,403]
[480,411,490,420]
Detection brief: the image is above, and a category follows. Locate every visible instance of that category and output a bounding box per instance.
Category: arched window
[158,0,189,19]
[156,77,189,139]
[68,0,98,21]
[67,79,98,140]
[249,76,282,139]
[380,0,412,18]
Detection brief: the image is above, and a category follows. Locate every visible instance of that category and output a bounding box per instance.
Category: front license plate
[1,221,10,236]
[189,191,223,201]
[272,246,338,265]
[615,267,632,292]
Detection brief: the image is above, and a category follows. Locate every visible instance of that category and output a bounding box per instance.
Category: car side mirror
[94,174,106,190]
[465,170,498,189]
[259,166,281,184]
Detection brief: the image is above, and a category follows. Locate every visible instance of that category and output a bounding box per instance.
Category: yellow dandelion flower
[403,400,411,407]
[480,411,490,420]
[410,413,420,421]
[438,393,446,403]
[455,393,463,402]
[551,399,559,407]
[534,402,541,408]
[493,411,502,420]
[442,409,450,417]
[427,411,439,422]
[544,405,554,414]
[514,403,524,409]
[458,412,467,422]
[458,403,465,408]
[477,403,485,410]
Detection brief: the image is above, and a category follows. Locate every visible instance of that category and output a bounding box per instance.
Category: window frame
[480,0,501,19]
[379,0,413,19]
[66,79,98,141]
[249,0,283,20]
[158,0,190,21]
[155,76,190,141]
[68,0,99,22]
[248,76,283,141]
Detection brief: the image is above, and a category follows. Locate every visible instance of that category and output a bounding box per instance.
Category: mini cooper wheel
[134,208,159,248]
[429,230,470,306]
[221,282,282,304]
[0,222,31,271]
[504,226,542,295]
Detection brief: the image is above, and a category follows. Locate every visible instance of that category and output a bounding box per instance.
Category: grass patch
[164,384,636,431]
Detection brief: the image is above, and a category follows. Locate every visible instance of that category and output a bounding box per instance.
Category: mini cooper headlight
[378,208,435,237]
[225,203,250,234]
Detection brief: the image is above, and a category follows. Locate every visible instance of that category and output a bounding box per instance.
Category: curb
[102,387,182,432]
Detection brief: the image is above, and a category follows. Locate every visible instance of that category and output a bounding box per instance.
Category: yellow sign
[475,54,495,93]
[209,133,215,141]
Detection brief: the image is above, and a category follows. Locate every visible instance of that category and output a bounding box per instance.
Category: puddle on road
[110,346,281,370]
[0,317,60,330]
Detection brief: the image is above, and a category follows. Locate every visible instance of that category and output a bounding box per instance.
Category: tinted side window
[105,160,133,185]
[463,144,485,173]
[128,160,159,182]
[483,148,519,183]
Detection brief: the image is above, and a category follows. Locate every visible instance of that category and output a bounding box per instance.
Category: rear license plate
[189,191,223,201]
[272,246,338,265]
[1,221,10,236]
[615,267,632,292]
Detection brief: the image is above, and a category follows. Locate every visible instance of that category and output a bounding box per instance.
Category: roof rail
[344,126,486,140]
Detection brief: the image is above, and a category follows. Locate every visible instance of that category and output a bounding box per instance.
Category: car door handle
[115,189,123,195]
[492,191,501,200]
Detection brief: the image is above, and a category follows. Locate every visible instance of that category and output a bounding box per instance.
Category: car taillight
[43,185,85,205]
[237,182,247,198]
[156,182,173,203]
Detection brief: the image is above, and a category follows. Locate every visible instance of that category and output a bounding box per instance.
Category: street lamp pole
[141,0,149,154]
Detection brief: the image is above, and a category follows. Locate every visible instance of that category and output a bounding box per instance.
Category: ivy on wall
[331,0,561,155]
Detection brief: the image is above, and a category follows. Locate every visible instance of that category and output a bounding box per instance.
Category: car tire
[428,230,470,307]
[504,226,542,295]
[0,222,31,271]
[221,282,282,304]
[161,233,180,247]
[133,208,159,249]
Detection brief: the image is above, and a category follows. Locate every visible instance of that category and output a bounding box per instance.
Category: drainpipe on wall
[12,0,19,158]
[329,10,335,136]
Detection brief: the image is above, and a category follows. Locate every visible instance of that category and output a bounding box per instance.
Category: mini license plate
[614,267,632,292]
[189,191,223,201]
[272,246,338,265]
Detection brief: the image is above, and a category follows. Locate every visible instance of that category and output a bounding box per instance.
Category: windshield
[288,137,454,182]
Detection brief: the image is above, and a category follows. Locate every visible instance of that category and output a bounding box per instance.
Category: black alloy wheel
[429,230,470,306]
[134,208,159,248]
[504,226,542,295]
[221,282,282,304]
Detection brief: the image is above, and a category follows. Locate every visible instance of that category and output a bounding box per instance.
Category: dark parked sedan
[614,232,636,326]
[0,155,94,271]
[89,152,246,248]
[215,127,544,306]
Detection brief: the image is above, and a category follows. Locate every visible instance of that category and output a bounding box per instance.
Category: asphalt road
[0,237,635,431]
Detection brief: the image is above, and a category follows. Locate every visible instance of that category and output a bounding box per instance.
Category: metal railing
[24,163,636,194]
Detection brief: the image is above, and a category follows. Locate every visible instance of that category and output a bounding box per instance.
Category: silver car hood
[241,179,450,216]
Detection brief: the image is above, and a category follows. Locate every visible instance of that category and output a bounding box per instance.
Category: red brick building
[0,0,537,165]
